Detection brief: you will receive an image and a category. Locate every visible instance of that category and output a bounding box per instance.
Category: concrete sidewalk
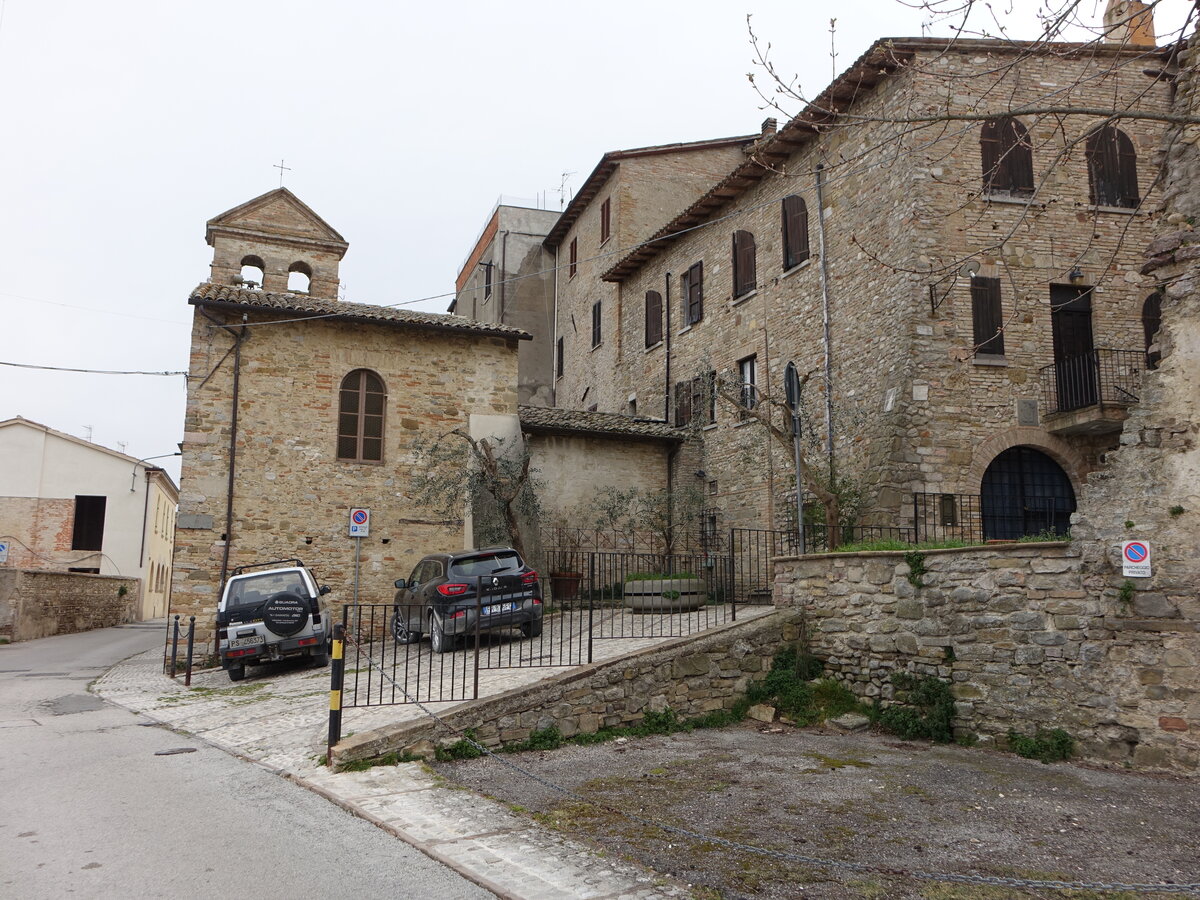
[92,616,773,898]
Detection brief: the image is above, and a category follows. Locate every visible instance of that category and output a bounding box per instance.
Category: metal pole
[793,410,805,555]
[586,553,595,665]
[352,536,361,638]
[473,577,482,701]
[184,616,196,687]
[169,615,180,679]
[327,621,345,766]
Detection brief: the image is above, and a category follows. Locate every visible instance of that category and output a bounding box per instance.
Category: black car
[392,547,543,653]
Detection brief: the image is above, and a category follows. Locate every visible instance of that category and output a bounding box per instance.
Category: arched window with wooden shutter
[1143,291,1163,370]
[1086,125,1139,208]
[644,290,663,347]
[337,369,386,463]
[781,195,809,269]
[981,118,1034,196]
[732,230,757,297]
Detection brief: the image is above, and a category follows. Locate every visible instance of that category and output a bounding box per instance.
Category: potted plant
[545,513,586,602]
[623,571,706,612]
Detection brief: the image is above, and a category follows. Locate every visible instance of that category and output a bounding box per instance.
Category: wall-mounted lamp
[694,469,707,479]
[1068,266,1084,283]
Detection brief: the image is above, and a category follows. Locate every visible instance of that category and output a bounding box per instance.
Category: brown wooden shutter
[569,238,578,277]
[674,381,692,426]
[591,300,602,347]
[971,277,1005,355]
[981,120,1003,193]
[686,261,704,324]
[1117,129,1139,207]
[556,336,564,378]
[733,231,756,296]
[645,290,662,347]
[782,196,808,268]
[600,198,611,243]
[1007,119,1034,195]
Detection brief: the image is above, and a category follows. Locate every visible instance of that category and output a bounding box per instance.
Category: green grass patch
[339,750,424,772]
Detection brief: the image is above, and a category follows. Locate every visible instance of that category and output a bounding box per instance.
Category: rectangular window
[644,290,663,347]
[591,300,602,348]
[600,198,611,244]
[569,238,578,278]
[971,277,1005,355]
[556,336,564,378]
[682,261,703,326]
[696,373,716,425]
[673,380,692,427]
[483,262,493,299]
[782,195,810,269]
[738,356,758,409]
[732,231,757,297]
[72,495,106,551]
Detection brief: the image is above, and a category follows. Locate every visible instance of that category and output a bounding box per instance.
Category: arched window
[337,370,386,463]
[781,195,809,269]
[981,446,1075,540]
[1143,291,1163,370]
[981,118,1034,196]
[288,261,312,293]
[239,255,265,289]
[1086,125,1139,208]
[732,230,757,297]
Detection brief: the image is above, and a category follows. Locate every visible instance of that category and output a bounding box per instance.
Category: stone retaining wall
[333,609,802,766]
[0,569,140,641]
[775,542,1196,770]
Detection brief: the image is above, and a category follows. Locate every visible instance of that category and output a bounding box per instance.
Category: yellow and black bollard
[327,620,345,766]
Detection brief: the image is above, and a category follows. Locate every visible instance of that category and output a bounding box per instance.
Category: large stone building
[558,25,1173,544]
[452,201,561,407]
[172,189,529,636]
[0,416,178,620]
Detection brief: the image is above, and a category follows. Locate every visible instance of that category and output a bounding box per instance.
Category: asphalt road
[0,622,493,899]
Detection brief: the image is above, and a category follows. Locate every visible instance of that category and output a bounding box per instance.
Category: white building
[0,417,179,619]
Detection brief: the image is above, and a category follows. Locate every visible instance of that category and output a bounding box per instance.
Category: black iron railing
[1040,348,1142,415]
[912,492,985,545]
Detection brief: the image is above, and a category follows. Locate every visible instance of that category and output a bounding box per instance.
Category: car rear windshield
[226,571,310,609]
[449,552,523,578]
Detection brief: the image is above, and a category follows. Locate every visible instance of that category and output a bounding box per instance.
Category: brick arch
[966,427,1088,494]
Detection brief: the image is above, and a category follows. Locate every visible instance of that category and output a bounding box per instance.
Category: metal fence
[1039,348,1142,415]
[912,492,985,544]
[337,551,738,709]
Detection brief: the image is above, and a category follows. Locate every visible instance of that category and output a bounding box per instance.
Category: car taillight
[438,583,470,596]
[449,609,467,620]
[522,570,538,585]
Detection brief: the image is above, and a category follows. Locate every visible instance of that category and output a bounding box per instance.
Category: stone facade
[333,608,802,765]
[566,38,1172,536]
[1067,25,1200,771]
[774,542,1196,769]
[0,569,139,641]
[173,190,528,644]
[454,204,561,407]
[549,135,757,416]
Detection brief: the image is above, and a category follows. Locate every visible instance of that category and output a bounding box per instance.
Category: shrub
[1008,728,1074,763]
[875,673,955,742]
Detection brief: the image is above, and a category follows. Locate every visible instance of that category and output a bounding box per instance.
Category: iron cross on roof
[273,158,292,187]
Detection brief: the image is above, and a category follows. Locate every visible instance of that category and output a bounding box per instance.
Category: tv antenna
[554,171,575,210]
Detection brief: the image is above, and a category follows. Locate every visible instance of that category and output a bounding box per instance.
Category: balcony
[1039,349,1143,435]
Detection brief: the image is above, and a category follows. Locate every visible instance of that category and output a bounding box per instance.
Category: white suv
[216,560,333,682]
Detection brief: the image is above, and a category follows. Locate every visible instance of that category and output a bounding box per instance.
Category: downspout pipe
[664,272,672,422]
[199,308,248,592]
[551,244,559,405]
[815,164,835,478]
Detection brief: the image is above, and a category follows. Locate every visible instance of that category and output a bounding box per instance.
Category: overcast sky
[0,0,1191,485]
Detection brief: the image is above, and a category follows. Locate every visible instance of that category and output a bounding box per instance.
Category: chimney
[760,117,778,136]
[1103,0,1156,49]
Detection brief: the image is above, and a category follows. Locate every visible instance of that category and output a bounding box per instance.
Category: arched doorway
[981,446,1076,540]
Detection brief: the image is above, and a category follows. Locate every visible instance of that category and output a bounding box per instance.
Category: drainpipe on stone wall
[815,164,835,479]
[500,230,508,323]
[664,271,672,422]
[199,310,248,592]
[551,245,560,406]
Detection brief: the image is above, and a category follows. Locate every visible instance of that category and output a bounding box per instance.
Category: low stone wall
[333,609,802,766]
[0,569,140,641]
[775,542,1197,770]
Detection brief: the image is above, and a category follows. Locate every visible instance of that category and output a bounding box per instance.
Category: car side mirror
[394,578,407,589]
[319,585,332,596]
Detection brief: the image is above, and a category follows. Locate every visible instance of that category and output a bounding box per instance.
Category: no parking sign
[1121,540,1151,578]
[348,508,370,538]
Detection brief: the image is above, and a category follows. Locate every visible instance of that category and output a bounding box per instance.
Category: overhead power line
[0,360,187,376]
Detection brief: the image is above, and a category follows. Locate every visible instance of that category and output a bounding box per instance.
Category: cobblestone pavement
[95,607,773,899]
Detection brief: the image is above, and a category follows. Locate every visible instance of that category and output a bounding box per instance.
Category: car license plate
[483,602,517,616]
[229,634,264,648]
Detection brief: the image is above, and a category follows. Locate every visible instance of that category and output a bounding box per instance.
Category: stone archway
[981,446,1076,539]
[966,426,1088,495]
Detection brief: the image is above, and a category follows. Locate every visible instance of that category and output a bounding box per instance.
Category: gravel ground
[433,722,1200,899]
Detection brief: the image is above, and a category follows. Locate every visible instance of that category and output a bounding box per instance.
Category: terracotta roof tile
[519,405,682,441]
[189,283,531,340]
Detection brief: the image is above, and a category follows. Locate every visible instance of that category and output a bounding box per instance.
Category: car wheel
[227,663,246,682]
[391,611,422,645]
[520,620,543,638]
[430,615,451,654]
